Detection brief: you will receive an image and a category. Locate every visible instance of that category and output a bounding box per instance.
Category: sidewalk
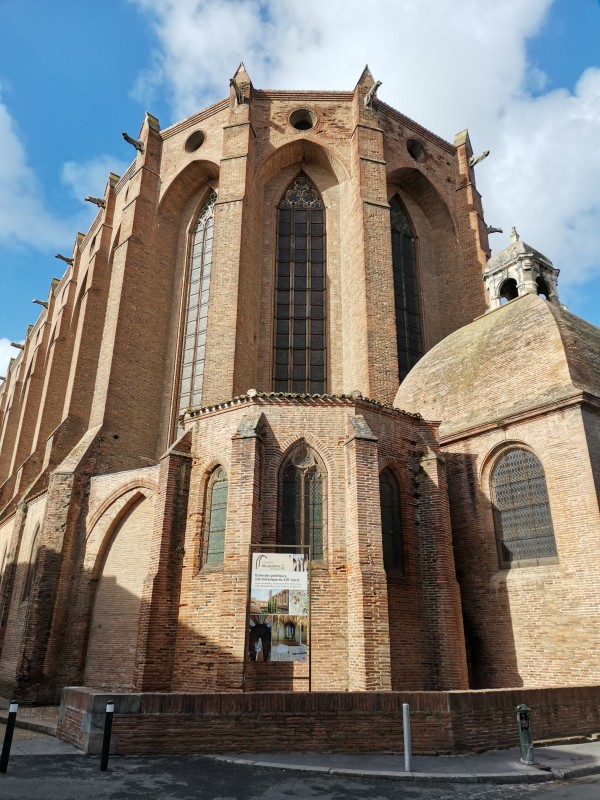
[211,742,600,784]
[2,699,600,784]
[0,705,58,737]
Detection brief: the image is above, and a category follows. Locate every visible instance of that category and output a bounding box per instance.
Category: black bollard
[99,701,114,771]
[0,700,18,774]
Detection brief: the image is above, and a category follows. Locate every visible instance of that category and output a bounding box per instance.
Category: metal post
[0,701,18,774]
[402,702,412,772]
[100,701,114,771]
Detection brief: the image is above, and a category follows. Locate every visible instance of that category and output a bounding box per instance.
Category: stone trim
[377,100,456,154]
[439,390,589,445]
[160,99,230,139]
[184,392,422,421]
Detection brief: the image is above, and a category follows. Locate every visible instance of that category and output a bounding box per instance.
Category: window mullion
[299,470,306,547]
[289,212,295,389]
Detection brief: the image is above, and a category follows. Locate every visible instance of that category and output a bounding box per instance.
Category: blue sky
[1,0,599,374]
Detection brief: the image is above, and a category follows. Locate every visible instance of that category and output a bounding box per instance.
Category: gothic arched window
[390,195,422,380]
[279,442,325,560]
[379,468,404,573]
[273,173,326,394]
[201,467,228,567]
[490,448,557,567]
[178,190,216,416]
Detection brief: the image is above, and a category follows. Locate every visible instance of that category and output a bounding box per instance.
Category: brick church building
[1,66,600,719]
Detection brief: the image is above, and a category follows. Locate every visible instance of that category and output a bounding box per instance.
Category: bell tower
[483,227,561,310]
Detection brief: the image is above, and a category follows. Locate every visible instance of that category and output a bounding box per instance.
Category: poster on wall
[247,552,309,663]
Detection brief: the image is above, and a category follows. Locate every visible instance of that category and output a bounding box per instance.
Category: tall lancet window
[279,442,326,561]
[179,190,216,415]
[390,195,422,380]
[273,173,326,394]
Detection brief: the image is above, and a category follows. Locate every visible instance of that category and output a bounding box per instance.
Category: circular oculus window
[185,130,206,152]
[289,108,317,131]
[406,138,426,162]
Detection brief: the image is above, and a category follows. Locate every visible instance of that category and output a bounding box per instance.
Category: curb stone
[209,753,600,785]
[0,711,57,737]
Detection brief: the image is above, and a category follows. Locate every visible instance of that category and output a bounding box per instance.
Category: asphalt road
[2,755,600,800]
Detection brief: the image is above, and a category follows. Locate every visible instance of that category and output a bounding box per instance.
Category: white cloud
[61,155,131,202]
[0,91,129,255]
[129,0,600,298]
[0,337,17,378]
[0,95,74,249]
[480,67,600,295]
[129,0,549,128]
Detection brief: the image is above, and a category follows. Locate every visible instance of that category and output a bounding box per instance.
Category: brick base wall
[58,685,600,756]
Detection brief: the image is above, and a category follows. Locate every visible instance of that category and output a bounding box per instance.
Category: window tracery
[273,173,326,394]
[178,190,216,415]
[390,195,422,380]
[201,467,228,567]
[279,442,325,560]
[490,448,557,567]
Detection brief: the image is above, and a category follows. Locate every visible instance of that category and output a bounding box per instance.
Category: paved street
[1,754,600,800]
[3,722,600,799]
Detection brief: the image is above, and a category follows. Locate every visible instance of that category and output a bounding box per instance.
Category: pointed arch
[390,195,422,379]
[178,189,216,414]
[379,468,404,573]
[278,441,326,560]
[273,173,326,393]
[84,492,155,690]
[200,466,228,567]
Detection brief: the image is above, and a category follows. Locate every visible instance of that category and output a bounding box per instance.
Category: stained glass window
[390,195,422,380]
[279,442,325,560]
[379,469,404,573]
[202,467,228,567]
[179,190,216,415]
[491,448,557,567]
[273,173,326,394]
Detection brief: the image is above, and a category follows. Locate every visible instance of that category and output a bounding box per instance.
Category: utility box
[516,703,535,765]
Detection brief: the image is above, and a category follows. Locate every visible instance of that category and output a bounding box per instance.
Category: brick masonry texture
[58,685,600,756]
[1,69,600,754]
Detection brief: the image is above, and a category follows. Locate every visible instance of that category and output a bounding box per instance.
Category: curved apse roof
[394,294,600,438]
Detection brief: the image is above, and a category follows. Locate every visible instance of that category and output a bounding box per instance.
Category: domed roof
[394,294,600,438]
[485,235,554,274]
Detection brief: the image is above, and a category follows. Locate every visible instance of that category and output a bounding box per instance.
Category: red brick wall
[58,684,600,756]
[83,494,155,690]
[0,82,575,707]
[444,406,600,689]
[0,83,489,514]
[173,395,465,694]
[0,494,47,690]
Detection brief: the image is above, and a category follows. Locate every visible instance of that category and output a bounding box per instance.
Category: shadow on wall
[445,451,523,689]
[0,451,522,701]
[0,543,66,701]
[0,541,299,701]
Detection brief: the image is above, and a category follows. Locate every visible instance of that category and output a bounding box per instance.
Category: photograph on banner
[248,614,273,661]
[248,552,309,662]
[271,615,307,661]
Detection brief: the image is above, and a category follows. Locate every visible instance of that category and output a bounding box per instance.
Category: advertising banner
[247,552,308,663]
